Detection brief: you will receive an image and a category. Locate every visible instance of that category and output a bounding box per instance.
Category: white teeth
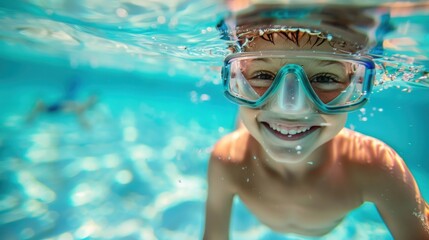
[268,123,311,136]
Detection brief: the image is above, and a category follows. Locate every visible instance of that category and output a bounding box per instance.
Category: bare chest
[232,165,362,235]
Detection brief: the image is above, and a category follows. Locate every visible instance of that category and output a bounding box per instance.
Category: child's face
[239,32,348,163]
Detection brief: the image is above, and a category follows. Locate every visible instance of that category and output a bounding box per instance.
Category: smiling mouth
[261,122,320,141]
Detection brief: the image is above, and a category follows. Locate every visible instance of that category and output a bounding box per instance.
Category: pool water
[1,1,429,240]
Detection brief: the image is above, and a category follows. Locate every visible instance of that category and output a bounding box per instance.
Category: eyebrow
[246,58,345,68]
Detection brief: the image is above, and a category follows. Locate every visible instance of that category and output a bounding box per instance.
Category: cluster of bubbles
[374,54,428,88]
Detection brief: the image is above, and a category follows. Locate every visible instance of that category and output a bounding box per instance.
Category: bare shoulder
[335,128,412,192]
[205,130,250,240]
[208,127,255,189]
[335,128,401,167]
[336,132,429,239]
[211,127,252,165]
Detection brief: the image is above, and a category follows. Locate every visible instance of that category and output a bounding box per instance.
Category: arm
[203,154,235,240]
[362,145,429,240]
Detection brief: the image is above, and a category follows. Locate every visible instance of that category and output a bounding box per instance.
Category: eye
[247,71,276,88]
[310,73,346,91]
[251,71,275,80]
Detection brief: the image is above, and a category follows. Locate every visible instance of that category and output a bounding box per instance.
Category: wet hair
[245,30,327,48]
[235,28,355,53]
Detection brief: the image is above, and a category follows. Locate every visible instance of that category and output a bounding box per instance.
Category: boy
[203,6,429,240]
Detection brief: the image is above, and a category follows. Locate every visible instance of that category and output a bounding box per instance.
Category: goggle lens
[224,52,375,113]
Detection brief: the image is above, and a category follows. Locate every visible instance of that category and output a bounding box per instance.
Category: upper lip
[256,111,326,127]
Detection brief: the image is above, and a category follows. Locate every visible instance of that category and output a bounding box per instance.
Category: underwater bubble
[71,183,93,206]
[123,126,138,142]
[75,220,100,239]
[82,157,99,171]
[27,148,59,163]
[218,127,224,133]
[116,170,133,184]
[157,16,166,24]
[190,91,198,103]
[169,136,189,151]
[71,183,106,207]
[130,145,154,161]
[116,8,128,18]
[200,94,210,101]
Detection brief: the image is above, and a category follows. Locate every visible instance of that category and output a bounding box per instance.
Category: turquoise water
[1,1,429,240]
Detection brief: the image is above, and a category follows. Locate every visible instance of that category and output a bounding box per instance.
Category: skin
[203,33,429,239]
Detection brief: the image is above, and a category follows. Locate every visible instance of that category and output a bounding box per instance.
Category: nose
[264,65,315,114]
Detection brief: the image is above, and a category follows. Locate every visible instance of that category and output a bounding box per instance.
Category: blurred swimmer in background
[26,76,98,128]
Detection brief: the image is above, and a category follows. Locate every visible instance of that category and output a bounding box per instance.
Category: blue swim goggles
[222,51,376,114]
